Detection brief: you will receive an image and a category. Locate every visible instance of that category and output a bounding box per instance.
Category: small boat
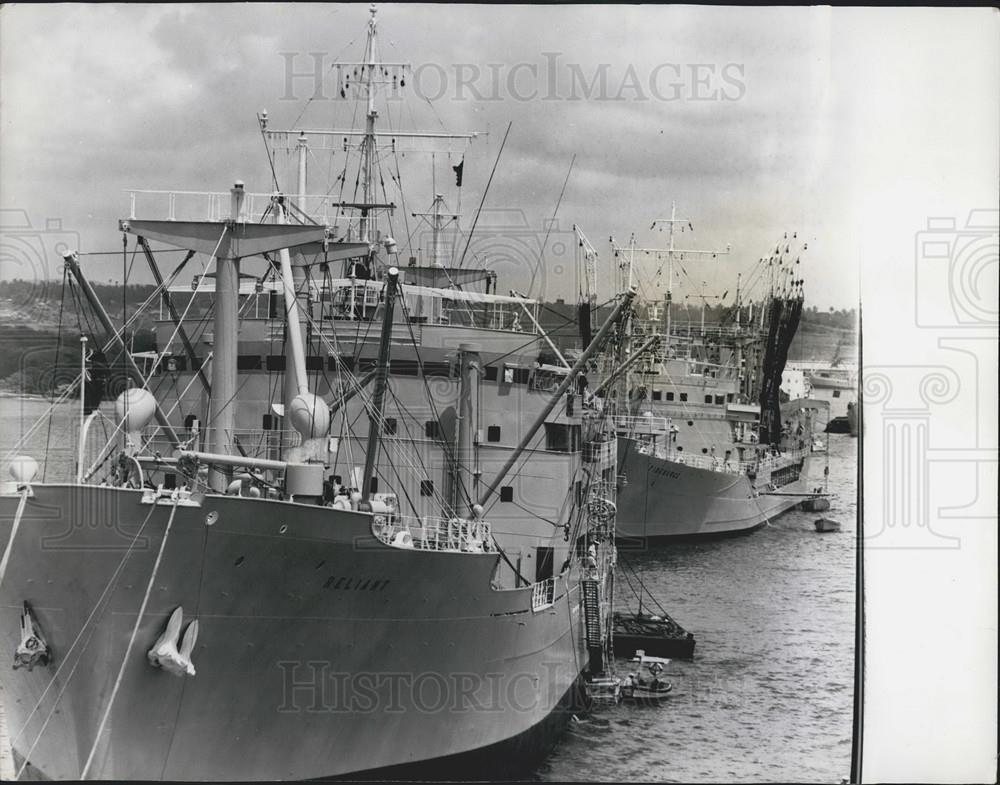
[815,517,842,532]
[620,651,673,704]
[825,415,852,434]
[613,611,696,659]
[800,495,831,512]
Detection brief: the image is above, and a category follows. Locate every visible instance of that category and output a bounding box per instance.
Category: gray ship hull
[615,444,819,539]
[0,485,587,780]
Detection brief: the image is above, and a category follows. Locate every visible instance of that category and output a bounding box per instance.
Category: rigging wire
[455,121,511,270]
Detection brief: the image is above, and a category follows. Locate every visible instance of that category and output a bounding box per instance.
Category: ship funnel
[289,392,330,440]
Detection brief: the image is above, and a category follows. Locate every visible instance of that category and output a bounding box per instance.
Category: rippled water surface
[1,398,856,782]
[538,434,858,783]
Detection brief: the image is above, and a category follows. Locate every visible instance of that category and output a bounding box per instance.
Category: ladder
[582,579,603,649]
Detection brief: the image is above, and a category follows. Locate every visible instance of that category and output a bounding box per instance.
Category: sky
[0,5,998,781]
[1,4,993,312]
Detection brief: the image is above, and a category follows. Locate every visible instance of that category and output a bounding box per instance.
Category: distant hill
[0,279,857,394]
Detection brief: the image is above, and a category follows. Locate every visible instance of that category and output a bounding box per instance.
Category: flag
[452,158,464,187]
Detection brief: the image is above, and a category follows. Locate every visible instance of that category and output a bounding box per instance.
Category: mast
[204,185,244,491]
[297,132,308,206]
[282,136,310,445]
[432,194,443,266]
[360,4,378,246]
[360,267,400,506]
[452,342,481,511]
[650,203,730,341]
[77,335,88,478]
[667,201,676,340]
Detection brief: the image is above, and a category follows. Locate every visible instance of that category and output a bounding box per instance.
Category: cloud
[2,4,996,310]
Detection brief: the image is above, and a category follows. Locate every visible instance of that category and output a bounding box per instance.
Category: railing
[268,319,423,346]
[126,189,365,226]
[140,426,301,460]
[582,438,616,464]
[613,414,670,436]
[531,577,556,611]
[638,443,812,475]
[259,292,528,335]
[372,513,493,554]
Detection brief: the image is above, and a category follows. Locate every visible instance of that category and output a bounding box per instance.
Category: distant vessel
[590,206,824,540]
[0,8,630,779]
[786,331,859,438]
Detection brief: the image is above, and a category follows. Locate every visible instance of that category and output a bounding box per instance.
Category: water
[0,397,857,782]
[538,434,858,783]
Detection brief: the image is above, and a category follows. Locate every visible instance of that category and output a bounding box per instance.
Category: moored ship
[0,8,631,779]
[597,207,824,540]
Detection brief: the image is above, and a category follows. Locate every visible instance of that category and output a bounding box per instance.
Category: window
[680,393,688,402]
[705,395,713,404]
[513,368,530,385]
[715,395,725,405]
[500,486,514,502]
[666,391,675,401]
[652,390,662,401]
[420,480,434,497]
[833,390,841,398]
[266,355,286,371]
[425,420,441,439]
[305,356,324,371]
[237,354,262,371]
[369,477,378,493]
[383,417,397,435]
[484,366,498,382]
[727,393,734,403]
[487,425,501,442]
[545,423,581,452]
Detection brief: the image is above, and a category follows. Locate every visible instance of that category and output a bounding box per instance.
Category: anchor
[14,602,51,671]
[147,606,198,677]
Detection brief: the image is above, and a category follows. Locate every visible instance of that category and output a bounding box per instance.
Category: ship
[785,331,859,437]
[0,8,630,779]
[587,206,826,540]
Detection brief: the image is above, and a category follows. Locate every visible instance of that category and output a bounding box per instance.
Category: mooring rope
[80,499,179,779]
[0,487,29,587]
